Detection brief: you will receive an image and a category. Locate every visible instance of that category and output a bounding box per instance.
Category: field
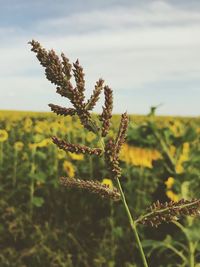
[0,110,200,267]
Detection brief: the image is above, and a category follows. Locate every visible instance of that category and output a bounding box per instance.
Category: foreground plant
[29,40,200,267]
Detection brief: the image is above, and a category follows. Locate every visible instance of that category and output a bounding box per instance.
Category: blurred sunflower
[57,150,66,160]
[101,178,113,189]
[24,118,33,132]
[68,152,84,161]
[86,132,96,142]
[37,138,52,148]
[63,160,75,178]
[120,143,161,168]
[165,177,175,189]
[166,190,179,202]
[0,129,8,142]
[175,142,190,174]
[34,125,43,134]
[29,143,37,151]
[14,141,24,151]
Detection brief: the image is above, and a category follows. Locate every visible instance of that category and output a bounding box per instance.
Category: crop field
[0,110,200,267]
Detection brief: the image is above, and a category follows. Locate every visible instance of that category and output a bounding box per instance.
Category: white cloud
[37,1,200,33]
[0,1,200,114]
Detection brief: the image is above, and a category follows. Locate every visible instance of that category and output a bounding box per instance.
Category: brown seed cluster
[72,59,85,102]
[86,79,104,111]
[105,139,121,179]
[52,136,103,156]
[99,86,113,137]
[30,40,200,227]
[137,199,200,227]
[60,177,121,201]
[115,112,129,154]
[105,113,129,179]
[49,104,76,116]
[29,40,128,200]
[29,40,98,132]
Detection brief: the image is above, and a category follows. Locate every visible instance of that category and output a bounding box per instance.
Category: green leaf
[29,171,46,182]
[181,181,190,199]
[108,261,115,267]
[0,223,4,233]
[183,127,197,142]
[35,172,46,182]
[113,226,123,238]
[35,150,47,160]
[32,196,44,207]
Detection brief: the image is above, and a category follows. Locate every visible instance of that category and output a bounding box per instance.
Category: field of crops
[0,110,200,267]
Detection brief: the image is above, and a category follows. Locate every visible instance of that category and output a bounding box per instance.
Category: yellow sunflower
[166,190,179,202]
[14,141,24,151]
[68,152,84,161]
[36,138,52,148]
[165,177,175,189]
[101,178,113,189]
[0,129,8,142]
[63,160,75,178]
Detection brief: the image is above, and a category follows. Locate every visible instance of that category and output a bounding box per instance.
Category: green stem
[173,221,195,267]
[189,242,195,267]
[30,148,36,218]
[53,147,58,177]
[165,244,187,263]
[110,201,116,261]
[117,178,148,267]
[13,150,17,186]
[136,167,144,212]
[30,175,34,217]
[67,233,90,267]
[95,125,148,266]
[0,142,3,173]
[150,123,176,172]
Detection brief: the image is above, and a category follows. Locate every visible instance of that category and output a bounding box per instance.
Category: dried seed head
[29,40,49,67]
[115,112,129,154]
[48,104,76,116]
[52,136,102,156]
[60,177,121,201]
[73,59,85,102]
[86,79,104,111]
[29,40,98,132]
[61,52,72,79]
[29,40,74,100]
[137,198,200,227]
[105,138,122,179]
[99,86,113,137]
[104,114,128,179]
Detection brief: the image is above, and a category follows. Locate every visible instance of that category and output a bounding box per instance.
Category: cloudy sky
[0,0,200,116]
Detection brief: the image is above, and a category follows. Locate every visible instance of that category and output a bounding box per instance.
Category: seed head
[60,177,121,201]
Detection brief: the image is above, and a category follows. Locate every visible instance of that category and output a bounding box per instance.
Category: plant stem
[165,244,187,263]
[30,148,36,218]
[116,178,148,267]
[0,143,3,172]
[109,201,116,261]
[150,122,176,172]
[173,221,195,267]
[13,150,17,186]
[96,128,148,266]
[189,241,195,267]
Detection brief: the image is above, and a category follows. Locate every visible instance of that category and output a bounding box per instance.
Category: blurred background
[0,1,200,267]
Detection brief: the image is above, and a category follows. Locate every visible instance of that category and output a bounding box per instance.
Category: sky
[0,0,200,116]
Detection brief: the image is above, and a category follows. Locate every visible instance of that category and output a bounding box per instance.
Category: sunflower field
[0,109,200,267]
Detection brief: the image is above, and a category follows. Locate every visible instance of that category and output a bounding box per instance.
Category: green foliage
[0,110,200,266]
